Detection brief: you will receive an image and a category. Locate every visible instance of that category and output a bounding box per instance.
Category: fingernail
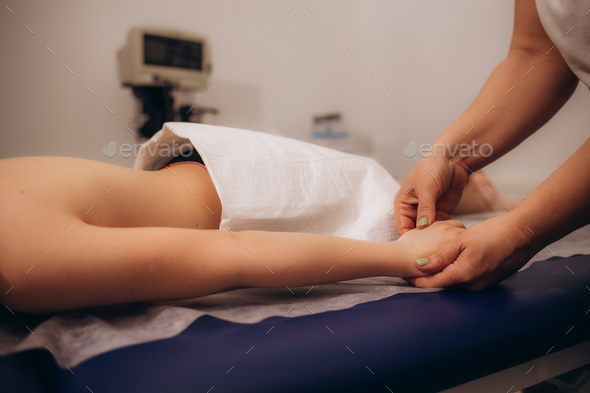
[417,217,428,227]
[416,258,429,266]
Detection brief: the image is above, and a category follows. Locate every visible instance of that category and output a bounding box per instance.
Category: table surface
[2,253,589,393]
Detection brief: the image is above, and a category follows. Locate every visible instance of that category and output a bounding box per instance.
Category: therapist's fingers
[405,246,468,289]
[394,182,419,236]
[395,201,418,236]
[395,157,466,235]
[442,219,466,229]
[407,215,537,290]
[415,185,439,230]
[435,165,469,219]
[415,236,462,275]
[405,262,465,288]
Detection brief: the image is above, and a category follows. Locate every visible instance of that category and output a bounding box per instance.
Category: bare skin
[0,156,465,314]
[397,171,522,215]
[394,0,589,290]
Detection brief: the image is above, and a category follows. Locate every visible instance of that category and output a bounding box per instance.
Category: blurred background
[1,0,589,198]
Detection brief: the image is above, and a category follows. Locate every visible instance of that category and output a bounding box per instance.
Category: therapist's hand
[404,214,540,290]
[395,155,468,236]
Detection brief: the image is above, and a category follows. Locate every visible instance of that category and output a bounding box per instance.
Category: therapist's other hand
[405,214,540,290]
[394,156,468,236]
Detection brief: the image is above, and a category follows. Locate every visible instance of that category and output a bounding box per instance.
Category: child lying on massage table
[0,151,516,314]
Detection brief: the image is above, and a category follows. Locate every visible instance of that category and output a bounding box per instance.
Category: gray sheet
[1,212,589,368]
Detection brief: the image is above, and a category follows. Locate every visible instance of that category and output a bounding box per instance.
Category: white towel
[134,122,400,242]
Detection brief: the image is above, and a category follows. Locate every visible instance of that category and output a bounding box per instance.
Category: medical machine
[311,112,351,152]
[117,26,218,138]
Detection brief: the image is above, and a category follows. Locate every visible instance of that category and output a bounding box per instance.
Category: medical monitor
[118,27,212,89]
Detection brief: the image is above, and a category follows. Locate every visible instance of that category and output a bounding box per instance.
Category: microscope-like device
[117,27,218,138]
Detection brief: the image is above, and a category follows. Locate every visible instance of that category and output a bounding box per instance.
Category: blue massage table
[2,254,590,393]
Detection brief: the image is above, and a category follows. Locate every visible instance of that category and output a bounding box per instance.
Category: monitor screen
[144,34,203,71]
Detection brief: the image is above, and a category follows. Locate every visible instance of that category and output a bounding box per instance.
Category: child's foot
[454,171,522,215]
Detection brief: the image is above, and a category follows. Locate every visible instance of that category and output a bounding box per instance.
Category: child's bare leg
[454,171,522,214]
[1,211,463,314]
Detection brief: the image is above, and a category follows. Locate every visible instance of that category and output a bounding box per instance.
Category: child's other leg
[395,171,521,215]
[454,171,522,214]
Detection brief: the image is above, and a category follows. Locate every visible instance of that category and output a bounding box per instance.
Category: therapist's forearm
[438,49,578,171]
[509,138,590,248]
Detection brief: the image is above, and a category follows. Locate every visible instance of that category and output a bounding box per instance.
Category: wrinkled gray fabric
[1,212,589,369]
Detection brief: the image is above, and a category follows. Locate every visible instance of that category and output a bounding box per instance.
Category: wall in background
[1,0,588,192]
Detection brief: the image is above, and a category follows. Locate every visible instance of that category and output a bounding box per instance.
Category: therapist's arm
[408,137,590,290]
[436,0,579,170]
[394,0,579,235]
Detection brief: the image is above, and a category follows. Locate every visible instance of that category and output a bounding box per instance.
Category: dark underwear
[158,148,206,171]
[159,161,207,171]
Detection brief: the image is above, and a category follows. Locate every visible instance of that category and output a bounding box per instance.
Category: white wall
[1,0,588,190]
